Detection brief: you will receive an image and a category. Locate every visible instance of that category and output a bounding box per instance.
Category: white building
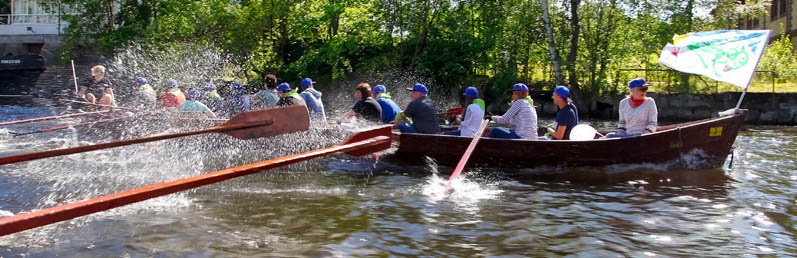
[1,0,77,63]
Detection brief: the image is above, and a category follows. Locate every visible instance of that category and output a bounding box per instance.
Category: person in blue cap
[372,84,401,123]
[160,79,185,107]
[394,83,440,134]
[442,86,486,137]
[180,88,216,117]
[224,82,252,116]
[275,82,306,107]
[615,78,657,135]
[547,85,578,140]
[489,83,538,139]
[201,82,223,112]
[133,77,156,107]
[298,77,326,121]
[344,82,382,122]
[253,74,279,109]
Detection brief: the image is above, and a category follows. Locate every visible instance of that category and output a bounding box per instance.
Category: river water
[0,101,795,257]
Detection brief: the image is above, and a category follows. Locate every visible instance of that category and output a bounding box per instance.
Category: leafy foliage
[56,0,796,105]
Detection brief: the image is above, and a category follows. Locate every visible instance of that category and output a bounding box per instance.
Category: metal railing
[0,13,73,25]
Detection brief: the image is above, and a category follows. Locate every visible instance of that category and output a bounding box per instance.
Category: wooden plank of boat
[391,109,748,170]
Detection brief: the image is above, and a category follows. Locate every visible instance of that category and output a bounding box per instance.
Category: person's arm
[550,125,567,140]
[645,98,658,133]
[344,110,356,119]
[78,86,88,99]
[393,101,416,123]
[496,101,523,125]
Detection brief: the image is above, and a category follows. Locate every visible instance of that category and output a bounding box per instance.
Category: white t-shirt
[459,103,485,136]
[618,96,658,134]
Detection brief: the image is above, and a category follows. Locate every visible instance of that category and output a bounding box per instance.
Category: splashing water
[417,156,503,207]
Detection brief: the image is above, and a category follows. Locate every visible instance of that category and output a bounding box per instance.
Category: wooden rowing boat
[389,109,747,170]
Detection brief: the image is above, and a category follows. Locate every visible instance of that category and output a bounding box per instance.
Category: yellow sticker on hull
[709,127,723,137]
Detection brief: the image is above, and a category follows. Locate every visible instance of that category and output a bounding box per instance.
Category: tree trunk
[412,0,431,61]
[540,0,565,86]
[565,0,586,114]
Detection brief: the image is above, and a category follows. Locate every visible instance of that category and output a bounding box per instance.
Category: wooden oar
[0,111,109,127]
[11,116,126,137]
[59,99,140,112]
[70,59,78,94]
[0,125,392,236]
[0,105,310,166]
[445,119,489,191]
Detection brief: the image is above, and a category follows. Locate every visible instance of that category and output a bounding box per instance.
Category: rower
[276,82,306,107]
[253,74,279,109]
[201,82,223,112]
[180,88,216,118]
[160,79,186,108]
[393,83,440,134]
[225,82,253,116]
[547,85,578,140]
[444,86,486,137]
[133,77,156,107]
[372,84,401,124]
[299,77,326,121]
[344,82,382,123]
[489,83,537,139]
[78,65,115,110]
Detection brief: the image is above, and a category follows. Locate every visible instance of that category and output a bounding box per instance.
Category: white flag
[658,30,771,88]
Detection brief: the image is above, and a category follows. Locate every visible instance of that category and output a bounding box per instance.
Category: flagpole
[734,31,772,110]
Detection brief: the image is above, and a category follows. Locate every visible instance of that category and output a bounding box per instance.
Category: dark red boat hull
[391,109,747,170]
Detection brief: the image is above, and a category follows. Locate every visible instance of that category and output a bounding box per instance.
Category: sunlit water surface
[0,102,795,257]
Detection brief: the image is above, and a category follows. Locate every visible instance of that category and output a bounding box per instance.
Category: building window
[771,0,779,21]
[747,19,753,29]
[779,0,788,17]
[753,18,759,27]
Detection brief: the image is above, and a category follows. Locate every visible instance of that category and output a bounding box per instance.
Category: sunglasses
[638,86,648,92]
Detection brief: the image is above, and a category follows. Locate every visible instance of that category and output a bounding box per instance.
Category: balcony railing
[0,13,76,25]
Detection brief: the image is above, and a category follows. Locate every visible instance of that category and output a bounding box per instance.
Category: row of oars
[0,105,394,236]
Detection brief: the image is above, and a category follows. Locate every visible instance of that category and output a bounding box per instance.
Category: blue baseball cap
[553,85,570,98]
[300,78,314,88]
[232,82,245,92]
[277,82,291,92]
[373,85,387,95]
[203,82,216,91]
[186,88,201,99]
[629,78,650,89]
[135,77,147,85]
[512,83,529,92]
[166,79,178,88]
[463,86,479,97]
[406,83,428,94]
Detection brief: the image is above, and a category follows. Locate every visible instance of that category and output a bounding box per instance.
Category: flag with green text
[658,30,771,88]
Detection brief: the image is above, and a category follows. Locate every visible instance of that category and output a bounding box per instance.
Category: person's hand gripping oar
[445,119,489,194]
[0,105,310,166]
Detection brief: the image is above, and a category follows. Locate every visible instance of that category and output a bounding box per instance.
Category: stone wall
[528,92,796,125]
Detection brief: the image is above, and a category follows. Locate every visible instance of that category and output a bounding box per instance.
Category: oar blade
[341,125,393,156]
[223,105,310,140]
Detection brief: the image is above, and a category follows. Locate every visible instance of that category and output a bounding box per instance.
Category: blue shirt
[180,100,212,113]
[403,96,440,134]
[255,89,279,108]
[299,88,326,121]
[554,103,579,140]
[226,94,252,117]
[376,98,400,123]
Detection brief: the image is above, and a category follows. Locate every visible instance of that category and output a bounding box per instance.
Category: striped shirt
[496,98,538,139]
[618,96,658,134]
